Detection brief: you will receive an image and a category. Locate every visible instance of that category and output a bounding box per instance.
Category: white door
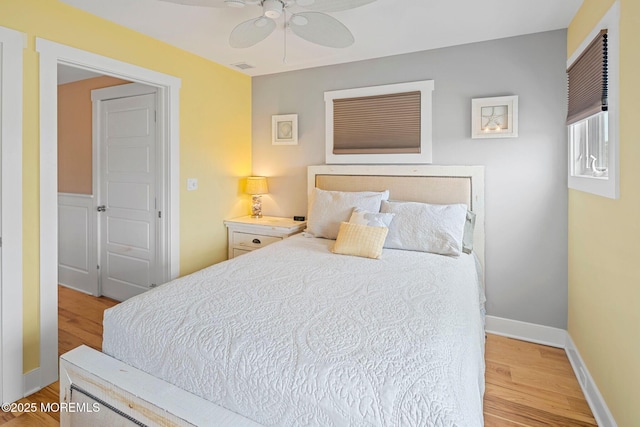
[98,92,158,301]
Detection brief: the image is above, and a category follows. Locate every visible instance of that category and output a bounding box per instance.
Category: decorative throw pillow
[349,207,395,228]
[306,188,389,240]
[381,201,467,256]
[331,222,389,259]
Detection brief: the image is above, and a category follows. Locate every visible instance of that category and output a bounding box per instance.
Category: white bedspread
[103,235,485,426]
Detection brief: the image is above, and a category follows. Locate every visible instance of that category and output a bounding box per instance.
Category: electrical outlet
[187,178,198,191]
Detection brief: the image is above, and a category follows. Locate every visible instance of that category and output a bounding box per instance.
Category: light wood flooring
[1,286,597,426]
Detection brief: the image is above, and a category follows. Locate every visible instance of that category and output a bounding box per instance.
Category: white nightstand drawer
[224,216,307,260]
[232,232,282,249]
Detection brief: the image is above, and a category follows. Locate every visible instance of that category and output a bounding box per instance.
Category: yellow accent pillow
[331,222,389,259]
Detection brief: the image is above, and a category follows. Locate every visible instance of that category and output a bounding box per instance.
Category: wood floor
[0,286,119,426]
[1,286,597,426]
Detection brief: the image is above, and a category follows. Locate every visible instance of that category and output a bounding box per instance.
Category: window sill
[568,175,618,199]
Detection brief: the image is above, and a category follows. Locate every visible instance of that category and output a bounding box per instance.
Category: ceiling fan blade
[295,0,376,12]
[158,0,226,7]
[229,17,277,48]
[289,12,354,48]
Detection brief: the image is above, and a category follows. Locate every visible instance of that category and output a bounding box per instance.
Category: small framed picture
[272,114,298,145]
[471,96,518,139]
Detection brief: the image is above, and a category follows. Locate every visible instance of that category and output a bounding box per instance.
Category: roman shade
[567,29,608,125]
[333,91,421,154]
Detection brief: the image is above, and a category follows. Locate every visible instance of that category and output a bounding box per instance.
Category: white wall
[252,30,568,329]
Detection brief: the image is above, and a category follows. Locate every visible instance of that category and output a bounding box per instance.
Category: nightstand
[223,216,307,259]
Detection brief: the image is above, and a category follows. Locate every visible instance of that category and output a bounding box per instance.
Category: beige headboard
[307,165,485,270]
[315,175,473,209]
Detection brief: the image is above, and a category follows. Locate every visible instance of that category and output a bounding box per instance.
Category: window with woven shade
[566,2,619,199]
[324,80,434,164]
[333,91,421,155]
[567,29,608,125]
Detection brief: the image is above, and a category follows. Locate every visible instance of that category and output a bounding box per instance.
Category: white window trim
[0,25,24,405]
[324,80,434,164]
[567,1,619,199]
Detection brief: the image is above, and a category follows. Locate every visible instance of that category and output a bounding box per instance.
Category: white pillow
[349,207,395,228]
[381,201,467,256]
[306,189,389,239]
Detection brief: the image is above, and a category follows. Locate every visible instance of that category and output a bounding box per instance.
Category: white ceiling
[59,0,582,77]
[57,65,102,84]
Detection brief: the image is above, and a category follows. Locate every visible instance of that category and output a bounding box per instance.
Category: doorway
[57,68,131,297]
[37,39,181,389]
[58,76,162,301]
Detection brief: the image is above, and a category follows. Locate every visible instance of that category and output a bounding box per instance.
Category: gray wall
[252,30,568,329]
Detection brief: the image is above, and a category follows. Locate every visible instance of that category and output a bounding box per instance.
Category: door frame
[36,38,181,388]
[92,82,161,297]
[0,26,24,404]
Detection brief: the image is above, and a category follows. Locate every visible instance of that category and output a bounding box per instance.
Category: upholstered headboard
[307,164,485,270]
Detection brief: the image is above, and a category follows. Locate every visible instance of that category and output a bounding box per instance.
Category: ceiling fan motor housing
[263,0,283,18]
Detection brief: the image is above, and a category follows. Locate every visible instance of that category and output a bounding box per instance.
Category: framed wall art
[471,95,518,139]
[272,114,298,145]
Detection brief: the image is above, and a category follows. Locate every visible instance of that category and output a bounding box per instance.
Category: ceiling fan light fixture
[159,0,374,50]
[263,0,283,19]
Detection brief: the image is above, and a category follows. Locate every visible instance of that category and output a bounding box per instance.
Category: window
[567,2,619,199]
[569,112,608,178]
[333,91,421,155]
[324,80,434,164]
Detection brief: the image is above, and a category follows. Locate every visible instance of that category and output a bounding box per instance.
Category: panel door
[99,93,157,301]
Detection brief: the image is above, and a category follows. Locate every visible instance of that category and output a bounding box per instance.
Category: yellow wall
[0,0,252,373]
[568,1,640,426]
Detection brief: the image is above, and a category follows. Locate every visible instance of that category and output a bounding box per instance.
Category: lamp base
[251,195,263,218]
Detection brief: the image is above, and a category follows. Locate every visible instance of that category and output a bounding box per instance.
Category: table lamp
[245,176,269,218]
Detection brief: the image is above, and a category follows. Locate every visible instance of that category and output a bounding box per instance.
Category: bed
[60,164,486,427]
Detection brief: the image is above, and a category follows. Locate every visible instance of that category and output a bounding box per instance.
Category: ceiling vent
[232,62,256,70]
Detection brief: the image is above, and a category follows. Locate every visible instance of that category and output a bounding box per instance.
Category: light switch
[187,178,198,191]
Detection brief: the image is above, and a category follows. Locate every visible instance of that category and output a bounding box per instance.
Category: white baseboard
[58,282,94,296]
[23,368,42,397]
[486,315,617,427]
[485,315,567,348]
[565,335,618,427]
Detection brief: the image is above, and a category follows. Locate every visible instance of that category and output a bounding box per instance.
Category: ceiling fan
[159,0,376,49]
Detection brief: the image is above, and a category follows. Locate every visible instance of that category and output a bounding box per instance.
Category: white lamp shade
[245,176,269,195]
